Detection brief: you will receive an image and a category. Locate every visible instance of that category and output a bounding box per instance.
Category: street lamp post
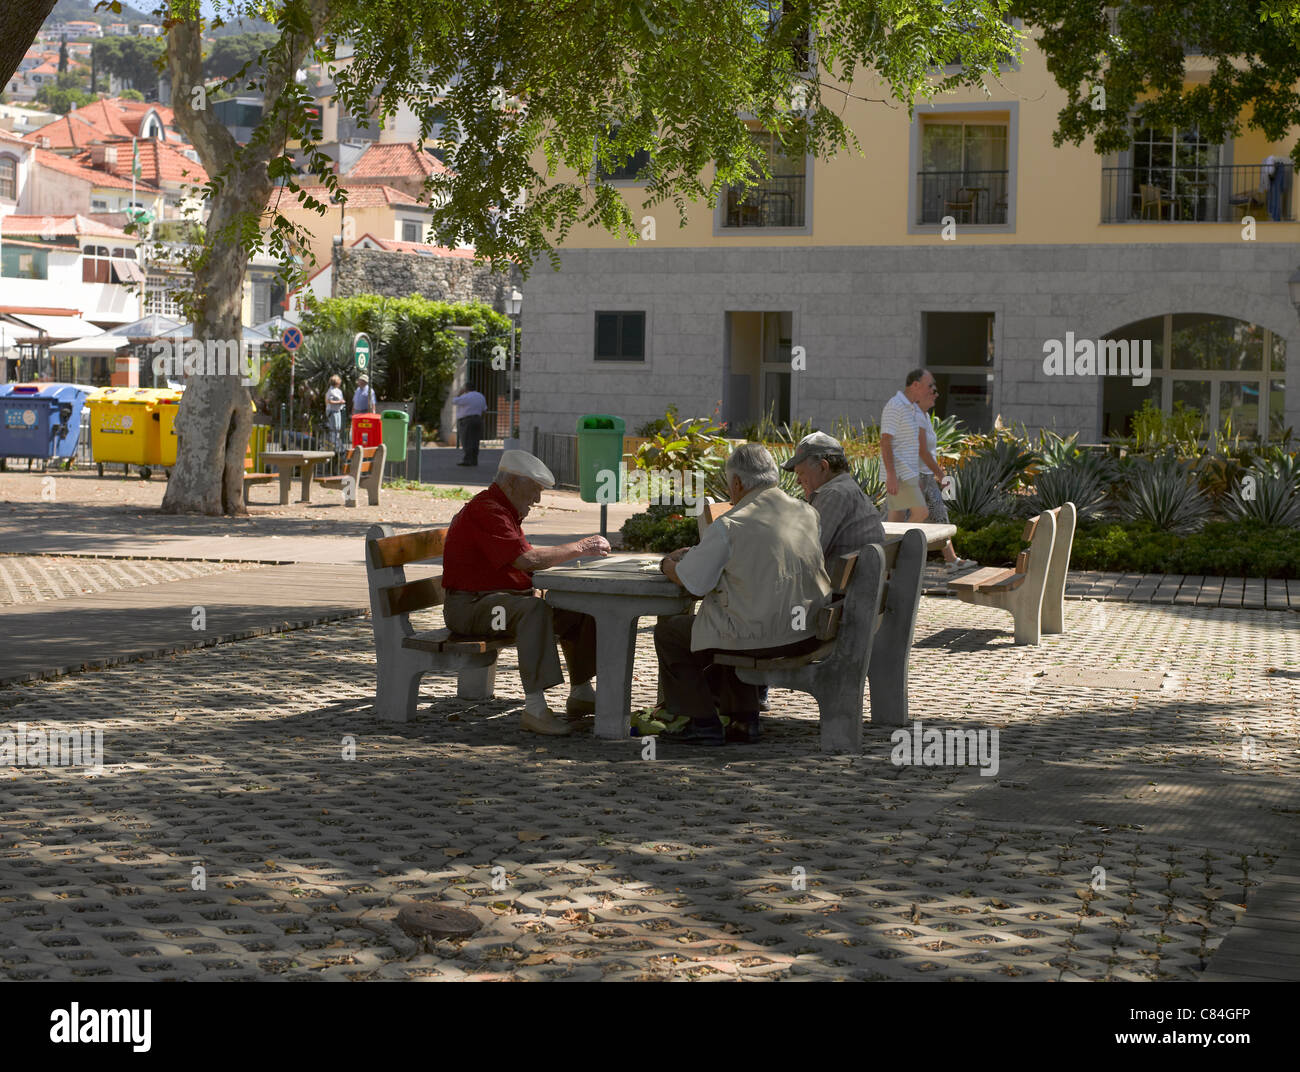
[504,287,522,447]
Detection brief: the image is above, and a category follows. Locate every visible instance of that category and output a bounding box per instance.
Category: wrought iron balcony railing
[1102,163,1295,223]
[916,170,1010,225]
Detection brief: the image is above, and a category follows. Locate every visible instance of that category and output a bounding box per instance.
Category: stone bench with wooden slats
[320,443,386,507]
[365,523,514,720]
[243,440,274,500]
[948,501,1076,644]
[713,527,927,752]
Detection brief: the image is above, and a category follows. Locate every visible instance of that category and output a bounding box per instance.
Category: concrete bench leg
[867,528,925,727]
[375,661,424,721]
[457,661,498,700]
[815,679,865,753]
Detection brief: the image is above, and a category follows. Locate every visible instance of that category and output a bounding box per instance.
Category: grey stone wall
[523,243,1300,442]
[335,248,522,311]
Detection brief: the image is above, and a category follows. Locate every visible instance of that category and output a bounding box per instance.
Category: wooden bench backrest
[366,526,449,619]
[1023,505,1062,544]
[702,500,732,526]
[358,446,380,476]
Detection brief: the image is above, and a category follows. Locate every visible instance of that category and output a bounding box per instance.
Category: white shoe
[521,708,575,736]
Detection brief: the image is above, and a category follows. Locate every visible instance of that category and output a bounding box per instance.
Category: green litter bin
[576,413,625,504]
[381,409,409,463]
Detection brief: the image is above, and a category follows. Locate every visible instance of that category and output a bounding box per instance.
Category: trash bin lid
[382,410,408,419]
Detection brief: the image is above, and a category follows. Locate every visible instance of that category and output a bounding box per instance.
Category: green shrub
[953,517,1024,565]
[619,504,700,552]
[949,454,1012,522]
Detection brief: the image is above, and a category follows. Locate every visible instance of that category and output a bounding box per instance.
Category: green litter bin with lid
[381,409,409,462]
[576,414,625,503]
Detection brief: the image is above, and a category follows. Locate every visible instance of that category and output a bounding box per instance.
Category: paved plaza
[0,469,1297,982]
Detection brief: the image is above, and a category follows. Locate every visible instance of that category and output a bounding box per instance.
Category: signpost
[281,325,302,436]
[353,332,371,372]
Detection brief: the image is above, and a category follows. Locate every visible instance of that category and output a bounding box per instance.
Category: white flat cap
[497,449,555,487]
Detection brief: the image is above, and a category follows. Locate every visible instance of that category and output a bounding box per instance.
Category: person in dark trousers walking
[453,388,487,466]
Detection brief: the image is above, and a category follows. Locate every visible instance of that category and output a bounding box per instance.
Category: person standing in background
[352,375,377,416]
[453,387,488,466]
[324,375,345,451]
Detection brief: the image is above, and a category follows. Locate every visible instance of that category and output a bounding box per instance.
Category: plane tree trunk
[159,3,328,515]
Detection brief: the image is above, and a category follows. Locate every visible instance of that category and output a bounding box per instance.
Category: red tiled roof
[36,148,162,193]
[20,98,175,149]
[70,139,207,187]
[347,142,451,181]
[273,183,427,209]
[30,63,60,76]
[356,234,475,259]
[0,214,136,239]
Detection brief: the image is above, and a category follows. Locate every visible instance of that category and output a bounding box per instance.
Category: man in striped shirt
[880,369,932,521]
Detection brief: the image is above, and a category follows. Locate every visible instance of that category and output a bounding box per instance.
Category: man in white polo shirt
[452,387,488,466]
[880,368,932,522]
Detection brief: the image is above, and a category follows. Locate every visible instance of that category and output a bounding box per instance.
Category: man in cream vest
[655,443,831,745]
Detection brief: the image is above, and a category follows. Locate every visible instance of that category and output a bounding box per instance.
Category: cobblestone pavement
[0,556,259,606]
[2,595,1296,982]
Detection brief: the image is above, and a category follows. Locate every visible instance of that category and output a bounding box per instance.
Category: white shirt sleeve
[675,518,730,597]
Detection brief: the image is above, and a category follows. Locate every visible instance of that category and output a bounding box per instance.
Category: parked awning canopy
[7,313,105,340]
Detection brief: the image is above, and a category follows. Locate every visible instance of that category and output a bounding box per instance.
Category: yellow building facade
[523,25,1299,445]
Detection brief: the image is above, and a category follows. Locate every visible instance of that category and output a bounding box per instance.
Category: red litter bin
[351,413,382,448]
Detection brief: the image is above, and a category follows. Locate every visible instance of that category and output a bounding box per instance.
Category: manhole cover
[1032,669,1169,691]
[395,904,482,939]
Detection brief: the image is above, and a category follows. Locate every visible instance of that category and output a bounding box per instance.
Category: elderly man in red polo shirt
[441,450,610,736]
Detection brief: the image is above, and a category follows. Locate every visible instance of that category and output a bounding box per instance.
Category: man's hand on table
[660,546,689,585]
[576,535,611,558]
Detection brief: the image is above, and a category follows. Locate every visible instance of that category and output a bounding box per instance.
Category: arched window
[1102,314,1286,441]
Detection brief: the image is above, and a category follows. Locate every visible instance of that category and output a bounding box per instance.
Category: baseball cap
[781,431,846,471]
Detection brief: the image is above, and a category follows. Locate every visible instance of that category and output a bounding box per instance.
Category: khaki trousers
[442,588,596,694]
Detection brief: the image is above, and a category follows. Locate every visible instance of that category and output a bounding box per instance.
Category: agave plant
[1024,463,1109,519]
[928,412,966,464]
[850,453,887,512]
[947,453,1012,523]
[972,437,1039,490]
[1114,453,1210,533]
[1221,456,1300,526]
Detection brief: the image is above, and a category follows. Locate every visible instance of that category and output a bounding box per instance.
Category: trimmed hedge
[620,504,701,552]
[623,506,1300,577]
[955,516,1300,579]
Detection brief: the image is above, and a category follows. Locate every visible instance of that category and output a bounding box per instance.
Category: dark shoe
[725,714,761,744]
[757,686,771,711]
[456,460,473,466]
[665,716,725,747]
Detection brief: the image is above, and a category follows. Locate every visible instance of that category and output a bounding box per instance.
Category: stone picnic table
[257,450,336,506]
[881,521,956,550]
[535,553,693,741]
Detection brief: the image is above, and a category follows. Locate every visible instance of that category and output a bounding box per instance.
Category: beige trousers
[442,588,596,694]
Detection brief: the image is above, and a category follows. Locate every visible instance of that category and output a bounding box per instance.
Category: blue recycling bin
[0,382,90,469]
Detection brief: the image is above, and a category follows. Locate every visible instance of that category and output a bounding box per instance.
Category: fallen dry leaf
[444,848,466,858]
[517,830,546,842]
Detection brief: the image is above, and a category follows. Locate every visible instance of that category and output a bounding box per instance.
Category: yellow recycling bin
[151,389,184,468]
[87,387,183,479]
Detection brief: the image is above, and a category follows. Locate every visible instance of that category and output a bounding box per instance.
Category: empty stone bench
[948,502,1076,644]
[321,443,386,507]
